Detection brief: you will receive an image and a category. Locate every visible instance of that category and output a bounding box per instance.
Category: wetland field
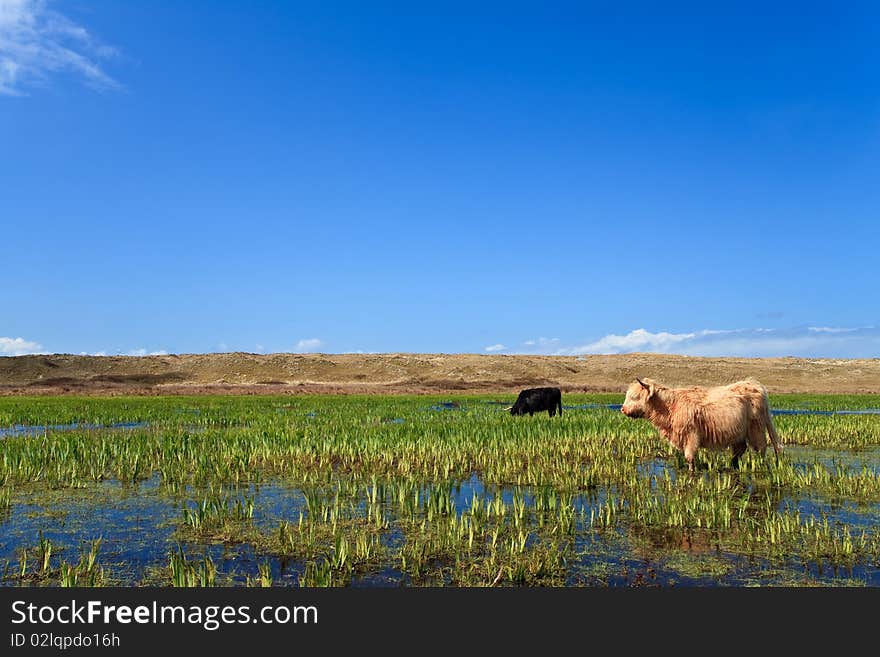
[2,393,880,587]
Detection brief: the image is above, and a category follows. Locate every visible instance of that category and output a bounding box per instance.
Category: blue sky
[1,1,878,358]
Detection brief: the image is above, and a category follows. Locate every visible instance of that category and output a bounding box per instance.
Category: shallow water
[0,421,149,439]
[784,445,880,474]
[3,466,878,587]
[429,402,462,411]
[564,403,622,411]
[0,477,178,585]
[772,409,880,416]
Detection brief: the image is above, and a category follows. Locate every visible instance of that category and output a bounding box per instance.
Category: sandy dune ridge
[1,352,878,395]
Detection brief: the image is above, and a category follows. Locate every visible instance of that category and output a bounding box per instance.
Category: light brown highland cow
[620,377,783,471]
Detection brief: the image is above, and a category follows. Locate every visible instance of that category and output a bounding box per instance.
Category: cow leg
[730,441,748,469]
[683,439,699,473]
[747,421,767,456]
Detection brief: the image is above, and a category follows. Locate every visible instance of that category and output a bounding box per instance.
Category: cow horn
[636,377,648,388]
[504,406,513,411]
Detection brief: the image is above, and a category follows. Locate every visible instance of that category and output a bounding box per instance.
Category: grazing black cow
[508,387,563,417]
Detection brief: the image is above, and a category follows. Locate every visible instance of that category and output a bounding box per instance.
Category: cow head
[620,378,660,418]
[508,402,523,416]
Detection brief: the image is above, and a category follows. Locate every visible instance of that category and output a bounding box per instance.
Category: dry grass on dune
[1,352,878,396]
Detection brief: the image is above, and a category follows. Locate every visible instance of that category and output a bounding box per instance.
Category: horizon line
[5,351,878,361]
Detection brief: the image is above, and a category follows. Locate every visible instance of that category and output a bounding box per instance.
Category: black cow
[508,387,563,417]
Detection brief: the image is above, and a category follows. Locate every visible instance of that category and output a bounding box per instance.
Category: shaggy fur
[620,377,783,471]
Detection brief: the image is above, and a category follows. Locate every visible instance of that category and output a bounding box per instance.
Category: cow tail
[558,397,563,416]
[762,392,783,456]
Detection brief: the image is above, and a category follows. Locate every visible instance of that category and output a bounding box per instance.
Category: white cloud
[295,338,323,352]
[520,337,559,351]
[127,348,168,357]
[569,328,697,355]
[543,326,880,359]
[0,336,44,355]
[0,0,119,95]
[484,343,506,352]
[807,326,864,334]
[78,350,108,356]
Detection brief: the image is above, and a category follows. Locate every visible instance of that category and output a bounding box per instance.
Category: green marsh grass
[2,393,880,586]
